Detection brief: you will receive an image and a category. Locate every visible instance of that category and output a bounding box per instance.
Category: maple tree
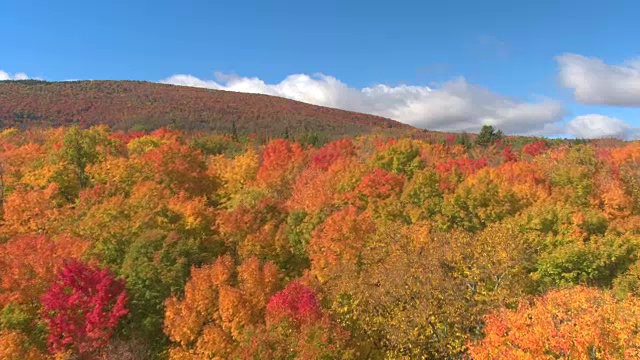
[0,235,88,309]
[440,168,525,232]
[371,138,423,177]
[308,206,376,283]
[522,140,548,158]
[40,260,128,358]
[0,183,65,239]
[0,235,89,358]
[310,138,356,170]
[59,126,114,190]
[240,280,353,359]
[163,255,280,359]
[469,286,640,359]
[142,140,218,198]
[353,168,405,203]
[256,138,306,194]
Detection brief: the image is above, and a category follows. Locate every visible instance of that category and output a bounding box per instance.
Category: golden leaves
[469,287,640,359]
[164,256,281,359]
[0,330,46,360]
[1,183,65,238]
[308,206,375,283]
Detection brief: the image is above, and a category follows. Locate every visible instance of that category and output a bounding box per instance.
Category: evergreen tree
[475,125,503,147]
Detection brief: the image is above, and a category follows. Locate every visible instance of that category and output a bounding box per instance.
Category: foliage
[469,286,640,359]
[0,81,410,139]
[241,280,353,359]
[0,330,46,360]
[475,125,504,147]
[163,256,280,359]
[533,234,638,290]
[371,138,423,177]
[0,124,638,359]
[40,261,128,358]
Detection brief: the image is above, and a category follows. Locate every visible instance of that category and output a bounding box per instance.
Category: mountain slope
[0,80,414,138]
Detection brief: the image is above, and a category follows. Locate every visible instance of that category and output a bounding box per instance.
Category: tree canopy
[0,125,637,359]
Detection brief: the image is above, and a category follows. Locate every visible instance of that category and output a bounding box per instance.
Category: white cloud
[566,114,637,139]
[161,73,565,135]
[0,70,30,81]
[558,53,640,106]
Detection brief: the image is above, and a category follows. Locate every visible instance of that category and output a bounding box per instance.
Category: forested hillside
[0,80,411,139]
[1,126,640,359]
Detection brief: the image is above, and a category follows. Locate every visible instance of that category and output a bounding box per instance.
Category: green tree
[371,139,423,178]
[475,125,503,147]
[61,126,112,189]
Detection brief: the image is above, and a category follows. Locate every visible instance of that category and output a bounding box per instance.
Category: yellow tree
[0,330,46,360]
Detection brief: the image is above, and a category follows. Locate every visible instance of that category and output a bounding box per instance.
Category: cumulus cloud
[161,73,565,135]
[566,114,637,139]
[558,53,640,106]
[0,70,30,81]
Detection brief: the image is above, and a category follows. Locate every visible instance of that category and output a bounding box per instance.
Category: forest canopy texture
[1,125,640,359]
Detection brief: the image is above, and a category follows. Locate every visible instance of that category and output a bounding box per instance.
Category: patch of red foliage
[503,145,518,162]
[109,130,147,145]
[310,139,356,170]
[436,157,489,191]
[40,260,128,357]
[522,140,548,157]
[266,281,322,325]
[355,168,405,199]
[436,157,488,177]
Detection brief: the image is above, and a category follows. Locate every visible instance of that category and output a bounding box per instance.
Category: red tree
[266,280,322,325]
[503,145,517,162]
[239,280,352,359]
[354,168,405,200]
[310,139,356,170]
[435,157,488,191]
[522,140,548,157]
[142,140,216,196]
[40,261,129,358]
[256,138,305,186]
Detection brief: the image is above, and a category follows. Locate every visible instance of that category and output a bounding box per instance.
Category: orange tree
[469,286,640,359]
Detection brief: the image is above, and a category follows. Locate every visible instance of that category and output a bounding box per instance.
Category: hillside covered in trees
[0,80,412,140]
[1,125,640,359]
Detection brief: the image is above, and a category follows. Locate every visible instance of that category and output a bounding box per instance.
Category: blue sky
[2,0,640,138]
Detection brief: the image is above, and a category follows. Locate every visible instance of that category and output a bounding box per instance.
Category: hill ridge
[0,80,414,138]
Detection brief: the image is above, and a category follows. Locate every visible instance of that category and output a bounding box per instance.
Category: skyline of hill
[0,80,416,139]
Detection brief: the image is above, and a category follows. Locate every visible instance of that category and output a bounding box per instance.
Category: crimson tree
[40,260,128,358]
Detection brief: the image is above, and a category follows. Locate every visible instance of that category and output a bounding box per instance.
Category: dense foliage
[0,125,638,359]
[41,261,128,358]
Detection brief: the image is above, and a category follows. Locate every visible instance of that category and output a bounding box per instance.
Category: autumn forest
[2,121,640,359]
